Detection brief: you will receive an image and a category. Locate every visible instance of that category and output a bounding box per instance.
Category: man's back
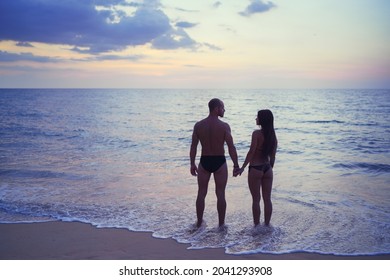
[194,116,229,156]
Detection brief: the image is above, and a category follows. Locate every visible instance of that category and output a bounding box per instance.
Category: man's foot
[217,224,228,232]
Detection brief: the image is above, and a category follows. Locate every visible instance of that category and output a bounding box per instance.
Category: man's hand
[190,164,198,176]
[233,166,240,177]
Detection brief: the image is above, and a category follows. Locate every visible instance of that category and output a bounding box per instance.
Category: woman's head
[257,109,274,128]
[257,109,276,158]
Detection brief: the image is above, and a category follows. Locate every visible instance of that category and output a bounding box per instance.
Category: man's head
[208,98,225,117]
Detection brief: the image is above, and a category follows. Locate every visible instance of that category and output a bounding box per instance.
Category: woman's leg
[261,168,273,226]
[248,168,262,226]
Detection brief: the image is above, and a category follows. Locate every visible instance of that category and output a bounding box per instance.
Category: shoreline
[0,221,389,260]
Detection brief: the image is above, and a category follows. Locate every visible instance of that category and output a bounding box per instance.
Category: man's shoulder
[216,118,229,125]
[218,119,231,133]
[219,120,230,129]
[195,117,230,130]
[194,118,207,127]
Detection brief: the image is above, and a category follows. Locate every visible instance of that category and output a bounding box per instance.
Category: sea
[0,88,389,256]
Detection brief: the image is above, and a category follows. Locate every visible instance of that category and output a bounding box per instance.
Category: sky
[0,0,389,88]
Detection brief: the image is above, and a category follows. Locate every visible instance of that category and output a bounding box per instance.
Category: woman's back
[250,130,270,165]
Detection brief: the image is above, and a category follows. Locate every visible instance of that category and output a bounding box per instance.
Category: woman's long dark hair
[258,109,277,158]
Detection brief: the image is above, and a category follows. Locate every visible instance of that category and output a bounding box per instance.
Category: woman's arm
[239,131,258,174]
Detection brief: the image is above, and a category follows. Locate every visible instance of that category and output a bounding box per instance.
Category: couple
[190,98,277,229]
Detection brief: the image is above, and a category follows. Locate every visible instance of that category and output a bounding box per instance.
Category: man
[190,98,240,228]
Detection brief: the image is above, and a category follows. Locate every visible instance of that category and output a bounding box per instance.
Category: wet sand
[0,221,389,260]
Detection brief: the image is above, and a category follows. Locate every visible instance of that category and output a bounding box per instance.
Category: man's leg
[196,165,211,227]
[213,163,228,227]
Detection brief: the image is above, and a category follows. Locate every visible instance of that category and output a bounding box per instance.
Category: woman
[239,109,277,226]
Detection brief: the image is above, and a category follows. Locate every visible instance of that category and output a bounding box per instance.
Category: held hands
[233,166,245,177]
[191,163,243,177]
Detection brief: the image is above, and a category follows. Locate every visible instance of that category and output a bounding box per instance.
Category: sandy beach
[0,221,388,260]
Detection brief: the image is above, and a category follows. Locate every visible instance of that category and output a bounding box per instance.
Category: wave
[0,169,92,181]
[0,199,136,228]
[304,120,345,124]
[333,162,390,174]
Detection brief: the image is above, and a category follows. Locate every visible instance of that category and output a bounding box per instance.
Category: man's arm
[190,124,199,176]
[224,124,239,174]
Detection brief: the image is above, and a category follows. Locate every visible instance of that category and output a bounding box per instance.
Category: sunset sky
[0,0,389,88]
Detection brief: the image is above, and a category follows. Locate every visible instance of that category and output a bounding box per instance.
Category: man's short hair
[208,98,222,112]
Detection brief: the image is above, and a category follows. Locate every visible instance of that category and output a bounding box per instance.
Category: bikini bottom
[249,163,271,173]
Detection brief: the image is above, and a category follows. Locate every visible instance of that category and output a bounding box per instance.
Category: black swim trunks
[200,156,226,173]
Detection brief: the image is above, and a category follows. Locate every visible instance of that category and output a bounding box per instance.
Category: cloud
[16,42,34,47]
[0,51,57,63]
[152,28,197,50]
[175,21,198,28]
[0,50,143,63]
[184,64,203,68]
[203,43,223,51]
[0,0,197,54]
[175,7,199,13]
[239,0,276,17]
[213,2,222,9]
[87,54,144,61]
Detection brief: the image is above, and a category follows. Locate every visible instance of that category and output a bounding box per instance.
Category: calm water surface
[0,89,389,255]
